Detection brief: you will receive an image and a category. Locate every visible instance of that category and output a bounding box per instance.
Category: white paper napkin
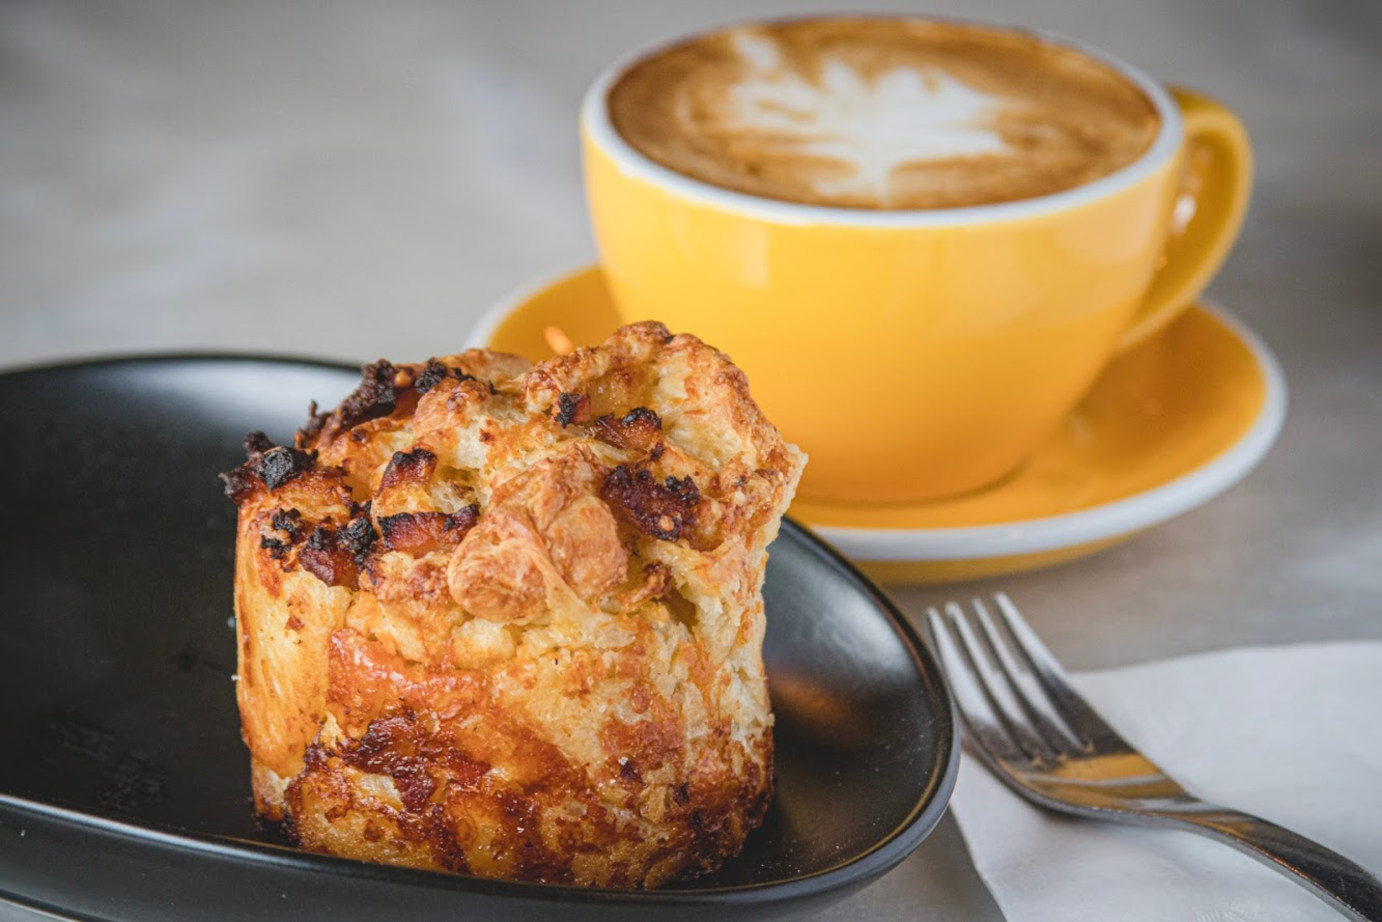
[948,641,1382,922]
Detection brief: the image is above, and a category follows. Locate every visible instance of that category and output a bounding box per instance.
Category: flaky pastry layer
[223,323,804,887]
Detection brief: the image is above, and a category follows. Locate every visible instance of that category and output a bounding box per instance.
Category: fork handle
[1160,807,1382,921]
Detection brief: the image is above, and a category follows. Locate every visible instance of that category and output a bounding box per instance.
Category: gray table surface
[3,0,1380,919]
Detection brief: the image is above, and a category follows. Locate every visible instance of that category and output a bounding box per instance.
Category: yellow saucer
[468,266,1286,584]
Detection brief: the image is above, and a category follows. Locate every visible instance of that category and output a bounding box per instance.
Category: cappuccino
[607,18,1160,210]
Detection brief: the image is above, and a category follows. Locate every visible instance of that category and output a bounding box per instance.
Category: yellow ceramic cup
[581,19,1252,505]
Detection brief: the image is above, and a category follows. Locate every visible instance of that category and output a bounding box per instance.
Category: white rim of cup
[580,14,1184,228]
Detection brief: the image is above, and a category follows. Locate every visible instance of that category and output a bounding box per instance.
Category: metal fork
[924,593,1382,922]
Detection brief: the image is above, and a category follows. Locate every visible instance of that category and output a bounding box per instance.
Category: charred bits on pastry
[255,447,316,490]
[271,508,305,541]
[593,407,662,453]
[335,360,399,430]
[413,359,477,395]
[299,524,359,589]
[554,392,591,426]
[299,513,376,589]
[600,464,700,542]
[379,505,480,557]
[380,448,438,489]
[259,535,291,560]
[260,508,306,560]
[220,431,318,504]
[341,512,379,561]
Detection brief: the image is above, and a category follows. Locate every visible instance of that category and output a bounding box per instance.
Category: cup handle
[1115,86,1254,353]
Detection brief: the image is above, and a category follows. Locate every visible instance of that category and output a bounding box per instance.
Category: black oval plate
[0,355,957,921]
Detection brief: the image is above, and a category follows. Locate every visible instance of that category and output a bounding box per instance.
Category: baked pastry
[221,322,804,887]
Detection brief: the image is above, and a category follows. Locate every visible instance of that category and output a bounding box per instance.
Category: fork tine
[990,593,1128,748]
[936,597,1382,922]
[969,597,1086,756]
[941,602,1060,764]
[923,606,1029,766]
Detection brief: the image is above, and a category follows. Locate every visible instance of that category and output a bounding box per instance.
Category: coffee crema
[606,18,1161,210]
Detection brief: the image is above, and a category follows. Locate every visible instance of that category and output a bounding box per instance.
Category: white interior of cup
[581,15,1184,228]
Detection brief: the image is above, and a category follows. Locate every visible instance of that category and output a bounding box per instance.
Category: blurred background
[3,0,1379,367]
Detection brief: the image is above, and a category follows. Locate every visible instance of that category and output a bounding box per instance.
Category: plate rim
[0,354,958,912]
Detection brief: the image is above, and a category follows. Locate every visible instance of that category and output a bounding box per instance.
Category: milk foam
[724,30,1014,205]
[606,18,1161,209]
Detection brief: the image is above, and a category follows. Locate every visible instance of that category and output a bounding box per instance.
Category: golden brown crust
[223,322,804,887]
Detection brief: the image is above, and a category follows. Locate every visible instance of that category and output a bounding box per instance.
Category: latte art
[724,31,1013,205]
[608,19,1161,209]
